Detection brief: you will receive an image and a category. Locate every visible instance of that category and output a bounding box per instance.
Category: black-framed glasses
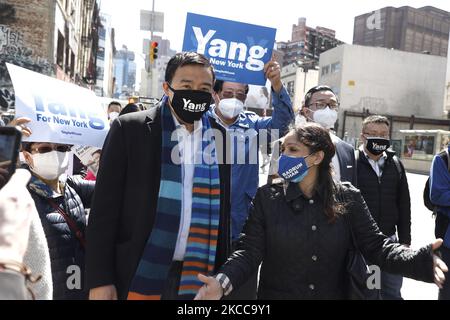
[307,102,340,110]
[32,145,71,154]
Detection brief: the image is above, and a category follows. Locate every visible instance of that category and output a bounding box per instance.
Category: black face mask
[366,137,390,156]
[167,84,212,124]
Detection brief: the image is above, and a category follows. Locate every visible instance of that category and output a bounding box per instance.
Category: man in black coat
[86,53,231,300]
[355,115,411,300]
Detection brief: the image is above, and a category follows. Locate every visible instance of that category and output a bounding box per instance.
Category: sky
[99,0,450,80]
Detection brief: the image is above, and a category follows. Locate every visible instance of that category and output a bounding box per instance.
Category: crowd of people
[0,51,449,300]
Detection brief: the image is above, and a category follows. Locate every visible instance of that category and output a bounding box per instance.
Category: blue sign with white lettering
[182,13,277,86]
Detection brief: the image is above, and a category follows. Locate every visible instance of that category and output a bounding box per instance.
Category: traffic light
[150,41,159,63]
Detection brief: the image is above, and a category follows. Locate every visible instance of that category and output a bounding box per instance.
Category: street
[401,172,438,300]
[258,159,440,300]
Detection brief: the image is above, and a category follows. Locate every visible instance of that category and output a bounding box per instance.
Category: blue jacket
[208,87,294,240]
[430,152,450,248]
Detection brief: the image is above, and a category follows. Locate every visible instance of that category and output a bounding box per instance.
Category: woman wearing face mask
[21,142,95,300]
[195,123,448,300]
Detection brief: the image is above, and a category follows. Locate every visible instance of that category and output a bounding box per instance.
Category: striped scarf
[127,103,220,300]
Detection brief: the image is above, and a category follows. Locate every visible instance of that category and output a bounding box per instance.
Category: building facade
[95,13,116,98]
[113,45,136,98]
[353,6,450,57]
[277,17,343,67]
[140,36,176,99]
[0,0,101,110]
[280,62,319,112]
[319,44,447,142]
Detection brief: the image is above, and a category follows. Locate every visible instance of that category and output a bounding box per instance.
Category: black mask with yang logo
[167,84,212,124]
[366,137,390,156]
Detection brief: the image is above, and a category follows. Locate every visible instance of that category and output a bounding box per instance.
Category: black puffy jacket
[220,182,434,300]
[28,174,95,300]
[355,150,411,244]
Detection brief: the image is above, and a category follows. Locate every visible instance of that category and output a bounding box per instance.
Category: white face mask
[30,151,69,180]
[109,112,119,121]
[295,114,307,127]
[313,107,338,129]
[218,98,244,119]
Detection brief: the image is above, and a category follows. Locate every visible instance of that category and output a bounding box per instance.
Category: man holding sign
[184,13,294,299]
[208,60,293,299]
[184,13,294,242]
[210,61,293,240]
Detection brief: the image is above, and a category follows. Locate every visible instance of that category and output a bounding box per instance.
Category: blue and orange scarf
[127,102,220,300]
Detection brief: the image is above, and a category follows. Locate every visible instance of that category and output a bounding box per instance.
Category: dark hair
[304,85,337,108]
[119,103,139,116]
[213,80,250,94]
[289,122,345,222]
[362,115,390,130]
[165,52,215,84]
[108,101,122,110]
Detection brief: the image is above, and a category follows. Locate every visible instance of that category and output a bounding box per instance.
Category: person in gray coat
[0,169,41,300]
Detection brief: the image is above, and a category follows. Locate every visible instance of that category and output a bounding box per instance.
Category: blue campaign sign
[182,13,276,86]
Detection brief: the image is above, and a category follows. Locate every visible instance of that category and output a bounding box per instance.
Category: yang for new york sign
[182,13,277,86]
[6,63,109,148]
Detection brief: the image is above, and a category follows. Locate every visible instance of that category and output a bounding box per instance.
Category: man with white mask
[107,101,122,123]
[300,85,356,185]
[21,141,95,300]
[268,86,356,185]
[208,60,294,299]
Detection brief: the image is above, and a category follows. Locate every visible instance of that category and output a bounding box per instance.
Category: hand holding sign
[183,13,276,86]
[9,117,32,137]
[264,60,282,94]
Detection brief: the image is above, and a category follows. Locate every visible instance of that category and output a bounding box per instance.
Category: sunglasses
[31,145,72,154]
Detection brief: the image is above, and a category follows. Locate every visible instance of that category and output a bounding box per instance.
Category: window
[331,62,340,73]
[403,135,435,160]
[56,31,64,68]
[65,43,70,73]
[97,67,104,81]
[321,65,330,76]
[70,51,75,77]
[287,81,295,97]
[97,47,105,60]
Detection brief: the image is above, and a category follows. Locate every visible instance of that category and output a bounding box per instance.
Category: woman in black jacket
[195,123,448,300]
[22,141,95,300]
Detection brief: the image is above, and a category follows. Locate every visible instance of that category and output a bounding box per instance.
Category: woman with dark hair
[119,103,139,116]
[20,139,95,300]
[195,123,448,300]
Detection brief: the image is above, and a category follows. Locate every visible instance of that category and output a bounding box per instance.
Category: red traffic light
[150,41,159,62]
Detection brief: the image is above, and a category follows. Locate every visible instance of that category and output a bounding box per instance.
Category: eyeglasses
[307,102,340,110]
[362,133,390,139]
[222,90,247,102]
[32,145,72,154]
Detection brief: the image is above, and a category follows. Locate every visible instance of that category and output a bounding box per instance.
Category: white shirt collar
[171,110,202,133]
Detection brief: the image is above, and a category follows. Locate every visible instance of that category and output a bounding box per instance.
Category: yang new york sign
[182,13,277,86]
